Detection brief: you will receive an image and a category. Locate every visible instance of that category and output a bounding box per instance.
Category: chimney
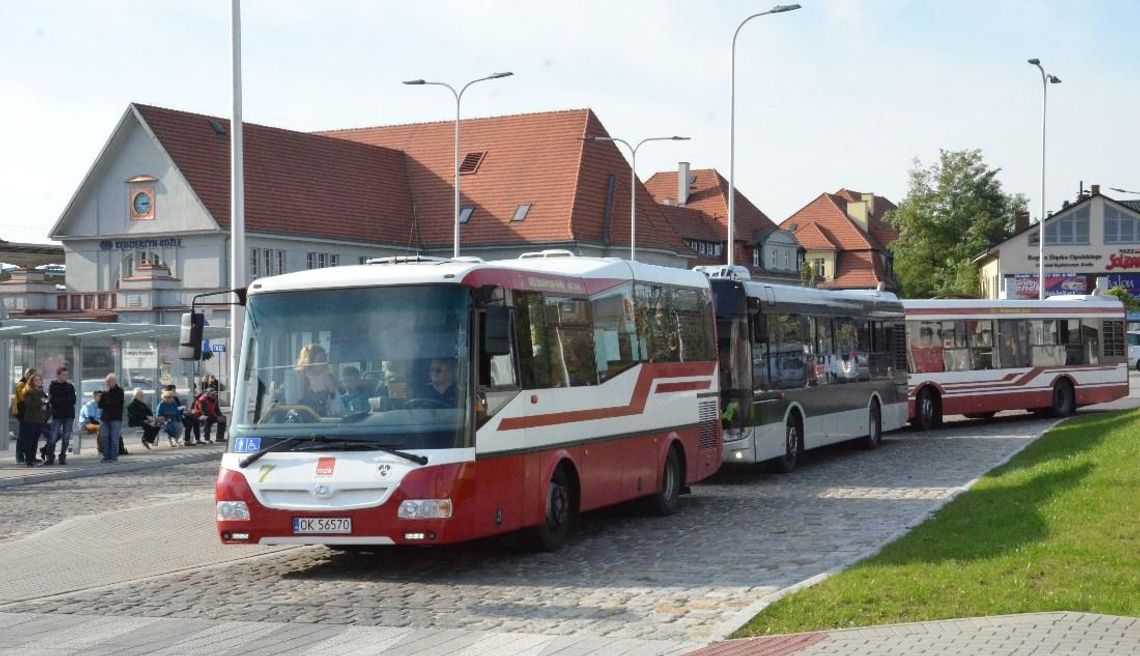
[677,162,690,206]
[1014,210,1030,232]
[861,192,876,217]
[1091,184,1100,196]
[846,197,869,232]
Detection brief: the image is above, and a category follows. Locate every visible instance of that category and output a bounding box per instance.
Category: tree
[1104,285,1140,313]
[885,149,1027,298]
[799,260,818,288]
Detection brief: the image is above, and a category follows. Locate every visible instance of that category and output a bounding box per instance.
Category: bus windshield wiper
[238,436,312,469]
[293,438,429,466]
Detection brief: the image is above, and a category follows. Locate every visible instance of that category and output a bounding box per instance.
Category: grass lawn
[734,409,1140,637]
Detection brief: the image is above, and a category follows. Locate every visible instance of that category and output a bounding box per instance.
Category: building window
[1105,206,1140,244]
[783,250,790,270]
[250,248,286,277]
[458,207,474,224]
[306,251,340,270]
[813,257,826,279]
[1032,206,1090,245]
[752,249,761,268]
[512,204,531,222]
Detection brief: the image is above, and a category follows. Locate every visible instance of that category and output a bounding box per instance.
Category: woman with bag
[11,368,36,464]
[16,374,49,468]
[156,389,184,448]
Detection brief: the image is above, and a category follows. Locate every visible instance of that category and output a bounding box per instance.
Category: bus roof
[247,255,710,296]
[903,296,1125,319]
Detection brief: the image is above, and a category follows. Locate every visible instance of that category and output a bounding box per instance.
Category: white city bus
[902,296,1129,429]
[199,253,722,551]
[705,273,909,472]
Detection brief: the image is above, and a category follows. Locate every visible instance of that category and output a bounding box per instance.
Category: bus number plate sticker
[292,518,352,534]
[233,437,261,453]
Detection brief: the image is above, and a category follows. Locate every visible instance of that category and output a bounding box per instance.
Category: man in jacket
[97,373,126,463]
[192,389,227,443]
[45,366,77,465]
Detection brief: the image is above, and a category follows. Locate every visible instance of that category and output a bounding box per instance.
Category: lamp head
[1048,74,1062,84]
[403,79,426,85]
[771,4,801,12]
[671,136,691,141]
[489,72,514,79]
[1027,58,1041,66]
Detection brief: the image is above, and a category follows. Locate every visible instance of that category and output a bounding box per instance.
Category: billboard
[1104,273,1140,296]
[1007,273,1088,300]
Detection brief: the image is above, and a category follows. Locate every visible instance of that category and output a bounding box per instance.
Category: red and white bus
[202,252,721,551]
[902,296,1129,429]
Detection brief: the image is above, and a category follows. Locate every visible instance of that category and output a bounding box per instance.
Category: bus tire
[772,415,802,474]
[861,400,882,450]
[643,445,684,516]
[522,465,577,552]
[912,387,942,431]
[1051,379,1075,417]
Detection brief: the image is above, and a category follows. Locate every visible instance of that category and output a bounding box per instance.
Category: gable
[51,109,219,240]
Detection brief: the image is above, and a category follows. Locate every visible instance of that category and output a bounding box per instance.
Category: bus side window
[513,291,551,389]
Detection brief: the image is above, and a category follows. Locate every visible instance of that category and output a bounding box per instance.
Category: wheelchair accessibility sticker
[233,437,262,453]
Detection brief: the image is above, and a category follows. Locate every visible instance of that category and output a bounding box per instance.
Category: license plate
[292,517,352,534]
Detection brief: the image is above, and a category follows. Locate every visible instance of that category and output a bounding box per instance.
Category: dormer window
[458,151,486,175]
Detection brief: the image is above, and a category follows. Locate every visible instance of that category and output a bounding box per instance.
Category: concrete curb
[0,449,223,488]
[710,417,1066,641]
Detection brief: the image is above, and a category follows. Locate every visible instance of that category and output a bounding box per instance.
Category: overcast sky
[2,0,1138,245]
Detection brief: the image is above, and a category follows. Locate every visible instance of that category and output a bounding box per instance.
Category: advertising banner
[1008,273,1088,299]
[1104,273,1140,296]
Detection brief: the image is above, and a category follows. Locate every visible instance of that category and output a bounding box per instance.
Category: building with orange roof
[782,189,898,291]
[643,163,801,283]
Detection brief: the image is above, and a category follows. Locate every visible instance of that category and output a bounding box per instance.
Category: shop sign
[1008,273,1087,300]
[1026,252,1103,269]
[99,237,184,251]
[1105,248,1140,271]
[1104,273,1140,295]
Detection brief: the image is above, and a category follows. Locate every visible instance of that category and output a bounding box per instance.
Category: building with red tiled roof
[782,189,898,290]
[644,163,801,282]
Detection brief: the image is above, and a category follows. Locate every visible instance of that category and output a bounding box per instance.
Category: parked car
[1128,331,1140,370]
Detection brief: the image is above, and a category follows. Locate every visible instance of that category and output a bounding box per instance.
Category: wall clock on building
[129,188,155,220]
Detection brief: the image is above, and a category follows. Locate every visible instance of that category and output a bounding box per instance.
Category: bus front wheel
[522,465,576,552]
[912,388,942,431]
[773,416,802,474]
[1051,380,1075,417]
[861,400,882,450]
[643,446,684,516]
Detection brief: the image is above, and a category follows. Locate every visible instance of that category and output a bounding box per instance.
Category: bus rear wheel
[643,446,683,516]
[522,465,576,552]
[772,416,802,474]
[912,387,942,431]
[1051,379,1075,417]
[861,400,882,450]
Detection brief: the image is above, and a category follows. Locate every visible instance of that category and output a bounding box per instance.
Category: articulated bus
[902,296,1129,429]
[704,273,909,472]
[202,253,721,551]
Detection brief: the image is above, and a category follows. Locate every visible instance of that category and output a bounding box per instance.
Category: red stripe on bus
[497,362,715,431]
[655,380,712,394]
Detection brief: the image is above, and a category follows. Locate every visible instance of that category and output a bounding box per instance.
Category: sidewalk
[686,612,1140,655]
[1,434,225,488]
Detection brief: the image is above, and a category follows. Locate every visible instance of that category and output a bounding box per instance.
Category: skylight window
[512,204,531,222]
[458,207,474,224]
[459,151,486,175]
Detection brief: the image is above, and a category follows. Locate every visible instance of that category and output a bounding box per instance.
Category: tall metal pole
[403,73,513,259]
[229,0,245,395]
[727,4,800,269]
[580,135,689,262]
[1028,58,1060,300]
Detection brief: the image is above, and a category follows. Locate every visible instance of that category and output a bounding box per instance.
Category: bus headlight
[216,501,251,521]
[398,499,452,519]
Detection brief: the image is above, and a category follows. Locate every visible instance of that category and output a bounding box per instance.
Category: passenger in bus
[339,366,371,414]
[295,343,343,416]
[422,358,458,406]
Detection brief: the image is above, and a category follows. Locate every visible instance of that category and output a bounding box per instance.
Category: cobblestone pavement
[0,459,219,543]
[3,411,1067,644]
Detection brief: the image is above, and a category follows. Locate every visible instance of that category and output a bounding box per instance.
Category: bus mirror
[179,312,205,360]
[483,307,511,356]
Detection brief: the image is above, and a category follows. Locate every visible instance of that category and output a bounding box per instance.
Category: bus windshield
[230,285,471,449]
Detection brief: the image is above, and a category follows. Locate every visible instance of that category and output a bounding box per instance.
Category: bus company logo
[315,457,336,477]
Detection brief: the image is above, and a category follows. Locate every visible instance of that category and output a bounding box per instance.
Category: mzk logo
[315,457,336,477]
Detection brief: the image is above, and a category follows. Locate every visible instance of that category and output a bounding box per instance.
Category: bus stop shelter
[2,313,228,452]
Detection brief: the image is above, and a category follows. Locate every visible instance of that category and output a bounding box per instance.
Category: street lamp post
[1028,58,1061,300]
[581,135,690,261]
[404,72,513,258]
[728,4,800,268]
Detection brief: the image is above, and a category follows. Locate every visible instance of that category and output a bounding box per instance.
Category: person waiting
[191,389,227,443]
[422,358,458,406]
[340,366,371,414]
[156,389,184,447]
[127,388,162,449]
